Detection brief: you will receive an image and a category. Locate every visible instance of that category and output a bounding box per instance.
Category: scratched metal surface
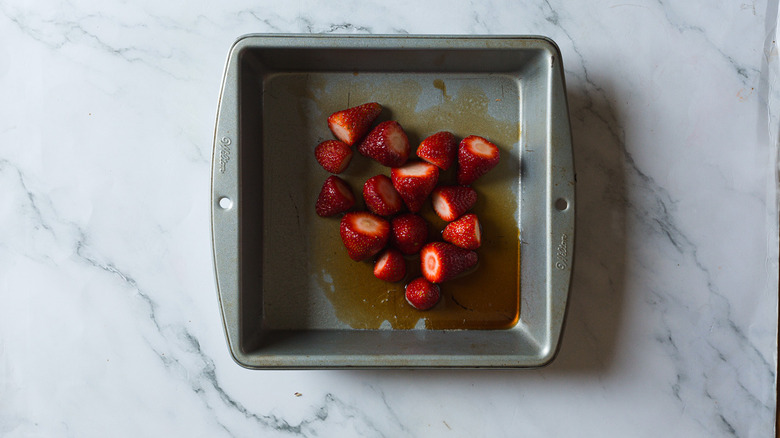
[211,35,574,368]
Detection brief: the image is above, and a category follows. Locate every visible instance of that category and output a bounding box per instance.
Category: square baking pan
[211,34,574,368]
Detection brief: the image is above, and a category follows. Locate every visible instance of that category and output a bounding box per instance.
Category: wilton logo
[218,137,231,173]
[555,233,569,270]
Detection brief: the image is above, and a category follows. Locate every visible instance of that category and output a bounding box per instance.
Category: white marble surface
[1,0,777,436]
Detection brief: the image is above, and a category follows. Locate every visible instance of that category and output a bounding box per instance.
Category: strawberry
[340,212,390,261]
[315,176,355,217]
[405,277,441,310]
[457,135,500,185]
[431,185,477,221]
[363,175,404,216]
[391,213,429,255]
[420,242,478,283]
[416,131,457,170]
[390,162,439,212]
[328,102,383,146]
[373,248,406,282]
[357,121,411,167]
[442,213,482,250]
[315,140,352,174]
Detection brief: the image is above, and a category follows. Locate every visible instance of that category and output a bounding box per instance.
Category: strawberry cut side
[390,162,439,212]
[420,242,478,283]
[327,102,383,146]
[315,176,355,217]
[363,174,404,217]
[373,249,406,282]
[357,121,411,167]
[457,135,500,185]
[431,185,477,222]
[340,212,390,261]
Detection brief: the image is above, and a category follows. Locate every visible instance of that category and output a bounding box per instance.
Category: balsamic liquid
[298,75,521,329]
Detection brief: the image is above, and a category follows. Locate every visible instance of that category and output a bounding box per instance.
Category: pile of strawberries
[314,102,500,311]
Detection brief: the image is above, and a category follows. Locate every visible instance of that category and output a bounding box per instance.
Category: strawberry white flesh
[432,193,452,220]
[358,121,411,167]
[363,175,403,216]
[340,212,390,261]
[330,124,350,143]
[391,162,439,213]
[387,129,408,154]
[315,176,355,217]
[373,248,406,282]
[457,135,500,185]
[398,162,433,176]
[431,186,477,222]
[420,242,478,283]
[468,137,496,157]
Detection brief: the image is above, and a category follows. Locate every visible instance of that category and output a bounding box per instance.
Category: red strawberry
[315,140,353,174]
[420,242,478,283]
[431,185,477,221]
[416,131,457,170]
[442,213,482,250]
[373,249,406,282]
[315,176,355,217]
[390,162,439,212]
[340,212,390,261]
[328,102,383,146]
[357,121,411,167]
[457,135,500,185]
[405,277,441,310]
[391,213,429,255]
[363,175,404,216]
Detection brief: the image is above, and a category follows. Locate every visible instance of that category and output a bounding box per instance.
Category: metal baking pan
[211,34,574,368]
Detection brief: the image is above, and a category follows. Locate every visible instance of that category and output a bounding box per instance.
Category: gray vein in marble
[655,0,758,82]
[469,10,491,33]
[369,384,413,437]
[544,6,773,430]
[241,11,284,32]
[27,200,394,437]
[0,160,52,235]
[704,387,738,437]
[72,236,392,436]
[0,6,187,80]
[292,16,374,34]
[321,23,373,34]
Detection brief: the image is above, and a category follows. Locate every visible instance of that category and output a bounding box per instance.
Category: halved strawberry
[373,249,406,282]
[315,176,355,217]
[391,213,429,255]
[420,242,478,283]
[442,213,482,250]
[340,212,390,261]
[328,102,383,146]
[457,135,500,185]
[405,277,441,310]
[390,162,439,212]
[363,175,404,216]
[357,121,411,167]
[431,185,477,221]
[416,131,457,170]
[315,140,353,174]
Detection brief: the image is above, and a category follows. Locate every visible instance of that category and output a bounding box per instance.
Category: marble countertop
[2,0,777,436]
